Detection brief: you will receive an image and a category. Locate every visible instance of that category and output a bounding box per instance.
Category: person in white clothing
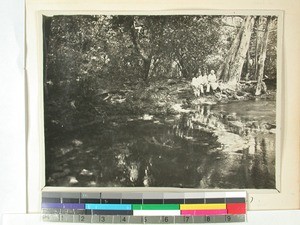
[191,75,200,97]
[207,69,218,93]
[197,69,207,96]
[202,71,208,93]
[191,69,206,97]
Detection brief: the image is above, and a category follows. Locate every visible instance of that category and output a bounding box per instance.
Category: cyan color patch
[85,203,132,210]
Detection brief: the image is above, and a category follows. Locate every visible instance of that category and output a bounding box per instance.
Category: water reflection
[46,100,276,189]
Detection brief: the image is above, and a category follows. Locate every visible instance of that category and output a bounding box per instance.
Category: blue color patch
[42,203,63,209]
[62,203,85,209]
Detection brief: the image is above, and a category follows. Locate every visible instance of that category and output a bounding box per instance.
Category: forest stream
[46,97,276,189]
[44,14,278,190]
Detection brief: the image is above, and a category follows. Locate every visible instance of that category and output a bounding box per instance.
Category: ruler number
[121,216,127,223]
[163,216,169,223]
[143,216,148,223]
[100,216,105,222]
[184,216,190,223]
[206,216,211,222]
[80,215,85,222]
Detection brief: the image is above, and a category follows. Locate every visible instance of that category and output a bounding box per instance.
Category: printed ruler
[42,191,246,223]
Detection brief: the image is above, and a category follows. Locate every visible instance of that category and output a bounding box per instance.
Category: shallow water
[46,99,276,189]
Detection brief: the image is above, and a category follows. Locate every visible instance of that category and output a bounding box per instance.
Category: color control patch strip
[42,191,246,223]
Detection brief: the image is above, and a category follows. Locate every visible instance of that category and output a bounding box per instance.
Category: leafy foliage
[43,14,277,136]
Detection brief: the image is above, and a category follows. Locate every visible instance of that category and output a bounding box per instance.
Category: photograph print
[43,12,280,189]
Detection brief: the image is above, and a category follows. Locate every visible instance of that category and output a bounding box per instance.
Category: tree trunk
[254,16,264,80]
[217,16,255,89]
[128,17,152,82]
[143,57,152,82]
[177,58,188,78]
[255,16,272,95]
[171,60,181,77]
[245,50,251,81]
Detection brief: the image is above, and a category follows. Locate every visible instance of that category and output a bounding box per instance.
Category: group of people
[191,69,219,97]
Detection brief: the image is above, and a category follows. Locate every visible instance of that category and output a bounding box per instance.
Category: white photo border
[26,0,299,213]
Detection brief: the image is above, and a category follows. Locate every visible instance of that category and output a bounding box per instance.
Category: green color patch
[132,204,180,210]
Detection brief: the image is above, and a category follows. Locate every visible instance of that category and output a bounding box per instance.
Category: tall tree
[111,16,166,82]
[217,16,255,89]
[255,16,272,95]
[165,16,221,79]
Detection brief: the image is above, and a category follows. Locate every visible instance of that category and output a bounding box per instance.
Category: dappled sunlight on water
[46,99,276,189]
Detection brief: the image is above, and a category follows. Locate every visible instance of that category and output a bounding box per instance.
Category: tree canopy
[43,14,278,134]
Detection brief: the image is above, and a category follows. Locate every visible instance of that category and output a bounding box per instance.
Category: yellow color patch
[180,204,226,210]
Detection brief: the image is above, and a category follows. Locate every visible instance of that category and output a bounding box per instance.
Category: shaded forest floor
[96,77,276,124]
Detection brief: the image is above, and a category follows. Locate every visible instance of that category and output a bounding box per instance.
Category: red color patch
[226,203,246,214]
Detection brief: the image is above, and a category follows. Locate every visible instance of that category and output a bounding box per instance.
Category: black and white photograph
[43,13,280,189]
